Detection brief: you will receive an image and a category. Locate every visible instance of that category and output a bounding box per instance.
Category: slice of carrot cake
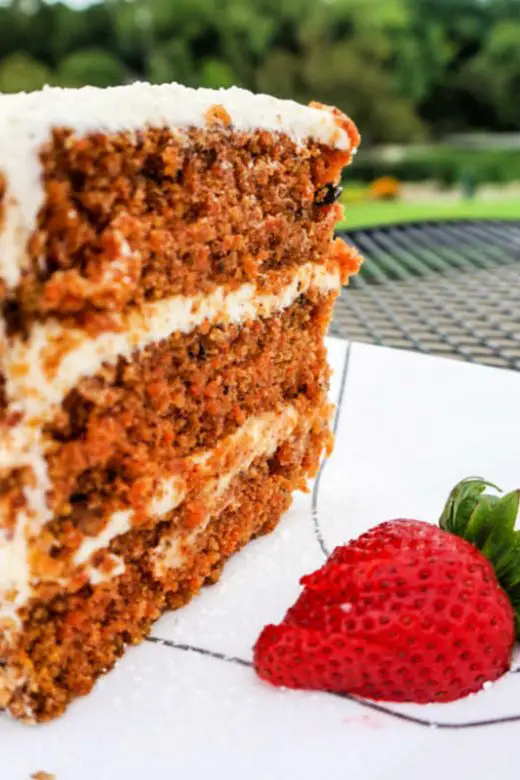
[0,81,361,722]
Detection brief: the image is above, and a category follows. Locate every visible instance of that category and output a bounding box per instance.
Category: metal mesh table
[331,219,520,370]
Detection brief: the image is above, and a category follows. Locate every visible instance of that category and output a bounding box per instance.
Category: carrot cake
[0,81,361,722]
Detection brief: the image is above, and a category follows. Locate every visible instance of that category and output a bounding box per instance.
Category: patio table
[333,219,520,370]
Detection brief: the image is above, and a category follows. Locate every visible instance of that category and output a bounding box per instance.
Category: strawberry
[254,478,520,703]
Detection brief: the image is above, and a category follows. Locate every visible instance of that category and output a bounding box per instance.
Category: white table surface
[3,338,520,780]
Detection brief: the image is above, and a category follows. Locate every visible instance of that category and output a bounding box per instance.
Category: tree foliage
[55,48,127,88]
[0,52,50,93]
[0,0,519,142]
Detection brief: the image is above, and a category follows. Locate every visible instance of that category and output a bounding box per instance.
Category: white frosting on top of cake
[0,81,355,289]
[0,262,339,631]
[0,83,350,147]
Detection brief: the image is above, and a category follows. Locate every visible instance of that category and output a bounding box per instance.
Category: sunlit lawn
[338,198,520,231]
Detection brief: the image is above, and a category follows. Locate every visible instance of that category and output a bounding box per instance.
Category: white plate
[4,338,520,780]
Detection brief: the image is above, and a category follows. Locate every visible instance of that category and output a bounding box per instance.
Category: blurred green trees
[0,0,519,143]
[0,53,50,93]
[56,49,126,87]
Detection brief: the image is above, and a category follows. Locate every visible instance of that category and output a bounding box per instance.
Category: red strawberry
[254,478,520,703]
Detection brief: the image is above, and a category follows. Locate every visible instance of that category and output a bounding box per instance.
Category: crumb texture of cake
[0,81,361,722]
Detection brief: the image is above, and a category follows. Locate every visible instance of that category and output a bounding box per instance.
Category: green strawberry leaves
[439,477,520,636]
[439,477,499,539]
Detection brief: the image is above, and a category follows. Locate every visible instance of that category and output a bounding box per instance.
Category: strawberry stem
[439,477,520,636]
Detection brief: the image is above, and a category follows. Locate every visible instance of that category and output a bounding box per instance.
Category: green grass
[338,198,520,230]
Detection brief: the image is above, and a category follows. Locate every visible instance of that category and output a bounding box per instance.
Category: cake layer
[0,261,348,440]
[18,127,351,324]
[1,406,328,722]
[44,292,332,515]
[39,400,323,598]
[0,84,359,322]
